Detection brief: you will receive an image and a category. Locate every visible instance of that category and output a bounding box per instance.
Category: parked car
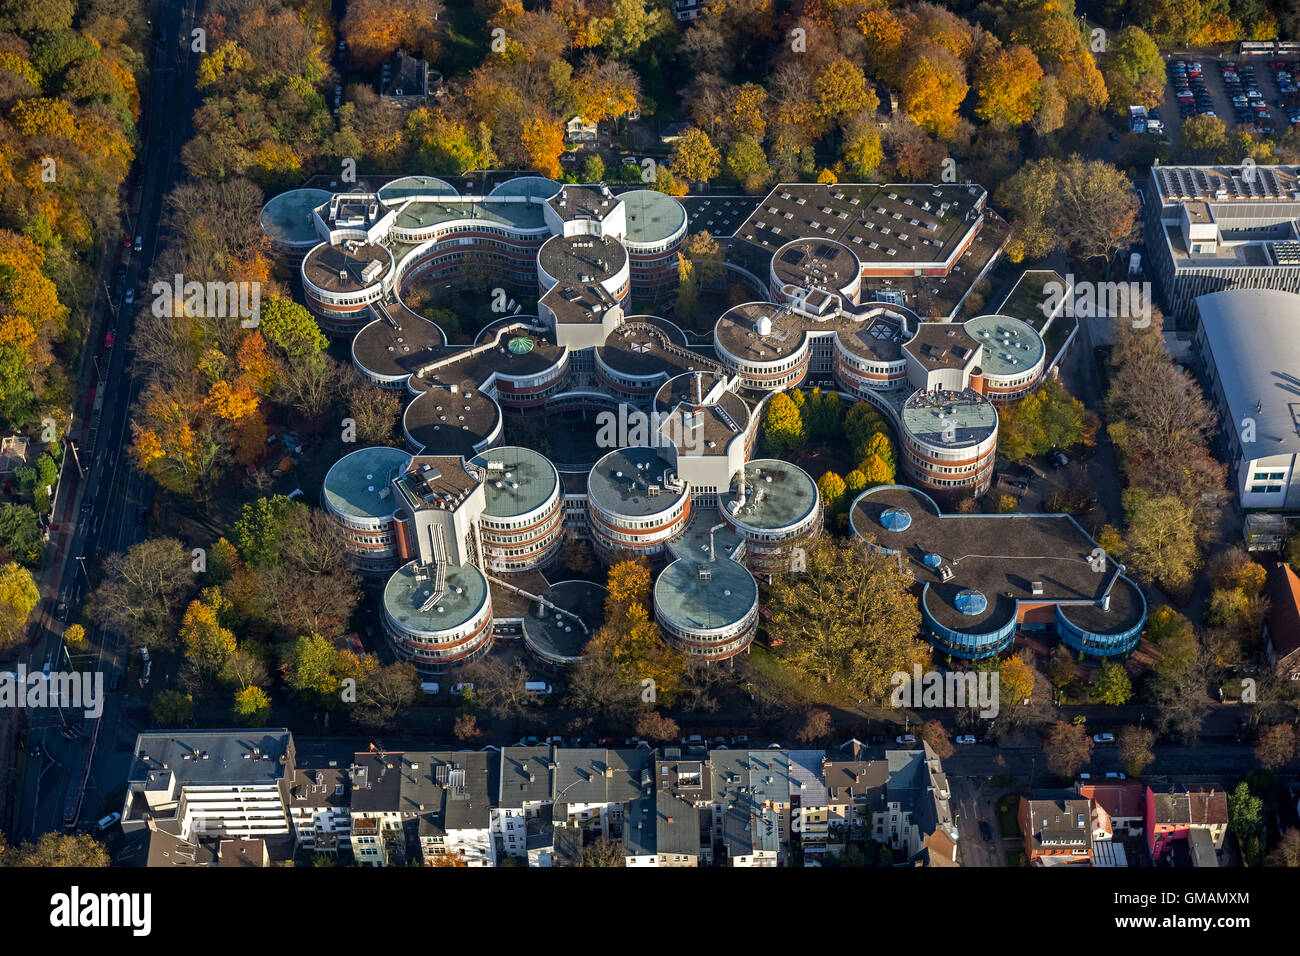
[1093,733,1115,744]
[730,735,749,745]
[133,235,143,253]
[1079,772,1093,780]
[55,601,68,621]
[124,288,134,305]
[955,735,976,745]
[1105,771,1127,779]
[97,812,121,831]
[524,681,552,696]
[896,734,917,744]
[103,329,115,348]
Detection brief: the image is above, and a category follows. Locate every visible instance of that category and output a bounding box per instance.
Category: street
[8,0,199,843]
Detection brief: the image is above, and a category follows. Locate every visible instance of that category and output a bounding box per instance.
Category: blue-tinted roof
[955,588,989,616]
[881,507,912,531]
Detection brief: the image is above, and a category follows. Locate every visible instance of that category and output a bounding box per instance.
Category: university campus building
[263,172,1116,674]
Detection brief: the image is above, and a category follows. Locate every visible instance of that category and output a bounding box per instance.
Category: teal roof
[654,557,757,631]
[391,197,550,233]
[964,314,1045,378]
[666,506,744,562]
[378,176,458,202]
[384,561,490,635]
[259,188,332,245]
[621,189,687,244]
[469,446,559,518]
[719,459,818,531]
[322,446,412,519]
[900,389,997,447]
[488,176,561,200]
[588,447,688,518]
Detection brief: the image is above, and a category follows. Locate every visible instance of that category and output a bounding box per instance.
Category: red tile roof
[1266,562,1300,659]
[1079,782,1145,819]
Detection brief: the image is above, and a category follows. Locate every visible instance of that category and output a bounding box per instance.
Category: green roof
[621,189,687,244]
[322,446,412,519]
[377,176,458,202]
[488,176,561,200]
[259,188,332,245]
[391,198,549,233]
[469,445,559,518]
[384,560,490,635]
[654,557,757,631]
[718,459,818,531]
[964,314,1045,378]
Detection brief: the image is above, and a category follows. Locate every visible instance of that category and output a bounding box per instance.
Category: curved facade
[587,447,692,561]
[653,557,758,661]
[321,446,414,579]
[468,446,565,572]
[963,314,1046,402]
[620,188,687,296]
[522,579,607,669]
[850,484,1146,661]
[260,188,333,261]
[301,239,394,335]
[382,560,494,675]
[718,459,822,573]
[898,388,998,498]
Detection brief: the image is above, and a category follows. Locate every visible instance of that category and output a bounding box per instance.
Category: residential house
[565,115,598,144]
[287,765,350,855]
[1078,781,1145,838]
[1264,561,1300,681]
[1146,785,1228,863]
[494,746,555,863]
[1020,790,1093,866]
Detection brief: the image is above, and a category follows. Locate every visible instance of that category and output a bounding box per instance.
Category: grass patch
[997,270,1067,331]
[746,644,854,711]
[996,794,1022,838]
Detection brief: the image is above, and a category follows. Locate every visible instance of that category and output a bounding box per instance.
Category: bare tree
[92,537,195,648]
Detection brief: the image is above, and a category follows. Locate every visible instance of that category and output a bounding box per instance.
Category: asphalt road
[12,0,199,842]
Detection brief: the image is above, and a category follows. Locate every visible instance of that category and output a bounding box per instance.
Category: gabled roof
[1266,561,1300,659]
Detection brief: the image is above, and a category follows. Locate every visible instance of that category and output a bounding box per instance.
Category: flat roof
[621,188,687,244]
[260,188,333,245]
[599,317,720,378]
[654,555,757,630]
[547,184,618,221]
[523,581,607,662]
[1196,289,1300,457]
[390,197,549,233]
[538,233,627,284]
[469,445,559,517]
[322,446,412,520]
[678,194,762,238]
[302,241,393,293]
[1151,164,1300,205]
[850,485,1144,636]
[383,560,490,634]
[488,176,561,200]
[666,505,744,562]
[403,384,500,457]
[588,447,689,518]
[772,237,860,293]
[128,730,293,786]
[718,459,818,531]
[351,308,447,379]
[900,388,996,446]
[963,314,1045,378]
[376,176,458,203]
[734,183,986,268]
[904,321,981,372]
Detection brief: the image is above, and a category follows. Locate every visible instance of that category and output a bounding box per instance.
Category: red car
[103,329,115,348]
[121,234,131,248]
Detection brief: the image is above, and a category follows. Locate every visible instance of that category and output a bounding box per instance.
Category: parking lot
[1164,54,1300,142]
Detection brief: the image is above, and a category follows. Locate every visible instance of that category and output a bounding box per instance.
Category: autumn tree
[762,392,806,455]
[766,537,926,700]
[1092,660,1134,705]
[92,538,194,650]
[579,838,626,866]
[0,562,38,651]
[669,127,721,184]
[1043,720,1094,779]
[150,689,196,727]
[1256,723,1296,770]
[1117,725,1156,777]
[342,0,445,68]
[180,588,238,681]
[1101,26,1165,113]
[0,831,108,867]
[635,709,680,742]
[997,378,1098,462]
[900,47,968,138]
[233,686,272,726]
[919,718,954,759]
[1266,829,1300,867]
[974,44,1043,127]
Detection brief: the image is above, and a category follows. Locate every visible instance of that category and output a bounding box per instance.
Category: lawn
[997,269,1067,331]
[996,794,1022,838]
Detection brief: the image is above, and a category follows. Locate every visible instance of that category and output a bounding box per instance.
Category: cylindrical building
[718,459,823,574]
[382,560,494,675]
[653,557,758,661]
[321,446,414,581]
[586,447,692,562]
[468,446,565,573]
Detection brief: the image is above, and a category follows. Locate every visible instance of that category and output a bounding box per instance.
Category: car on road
[41,662,50,681]
[124,288,134,305]
[955,735,976,744]
[978,821,993,841]
[133,235,143,253]
[96,812,121,831]
[55,601,68,621]
[136,506,148,524]
[896,734,917,744]
[80,497,93,513]
[1079,772,1092,780]
[1093,733,1115,743]
[451,682,474,696]
[1105,771,1127,779]
[104,329,115,348]
[30,743,40,758]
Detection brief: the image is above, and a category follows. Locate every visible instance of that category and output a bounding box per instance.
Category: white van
[525,681,552,695]
[420,682,440,695]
